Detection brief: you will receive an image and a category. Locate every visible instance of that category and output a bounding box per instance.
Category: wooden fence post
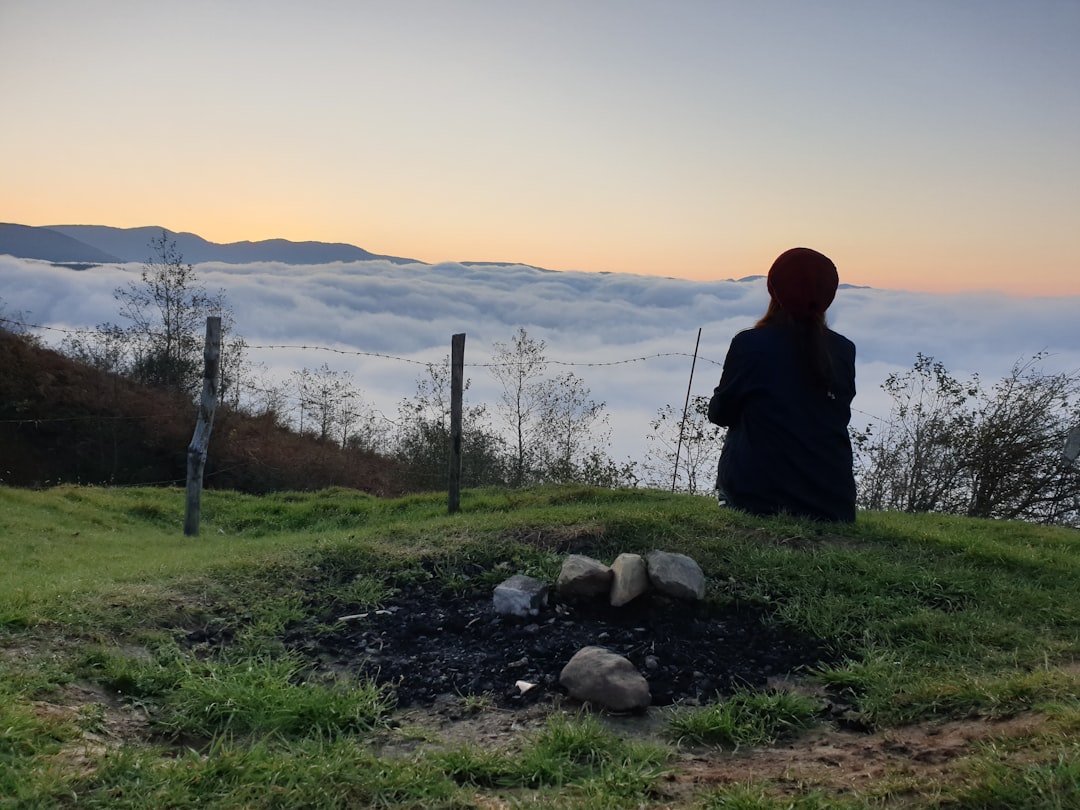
[448,332,465,514]
[184,317,222,536]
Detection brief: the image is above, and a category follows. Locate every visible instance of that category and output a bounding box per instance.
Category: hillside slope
[0,328,399,493]
[0,223,122,263]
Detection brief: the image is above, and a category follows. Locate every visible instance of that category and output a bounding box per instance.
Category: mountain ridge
[0,223,423,267]
[0,223,124,264]
[1,222,864,288]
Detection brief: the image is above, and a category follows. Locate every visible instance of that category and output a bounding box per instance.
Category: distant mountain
[0,224,422,266]
[0,223,123,264]
[735,272,867,290]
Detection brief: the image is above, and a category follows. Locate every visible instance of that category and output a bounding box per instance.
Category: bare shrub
[854,353,1080,526]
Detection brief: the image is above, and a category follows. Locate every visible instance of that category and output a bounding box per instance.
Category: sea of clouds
[3,255,1079,480]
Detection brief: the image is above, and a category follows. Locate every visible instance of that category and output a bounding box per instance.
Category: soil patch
[284,582,842,710]
[660,713,1045,803]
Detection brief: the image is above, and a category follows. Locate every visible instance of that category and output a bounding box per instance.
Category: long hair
[755,300,833,394]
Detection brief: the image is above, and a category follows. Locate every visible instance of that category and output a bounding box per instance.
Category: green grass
[74,646,394,740]
[0,691,78,802]
[434,713,669,795]
[941,746,1080,809]
[3,482,1080,807]
[668,688,820,748]
[66,738,467,809]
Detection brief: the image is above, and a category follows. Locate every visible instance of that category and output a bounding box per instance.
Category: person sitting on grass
[708,247,857,522]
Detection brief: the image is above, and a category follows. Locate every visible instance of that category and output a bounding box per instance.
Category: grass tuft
[942,743,1080,809]
[156,653,395,740]
[668,688,820,748]
[432,713,669,798]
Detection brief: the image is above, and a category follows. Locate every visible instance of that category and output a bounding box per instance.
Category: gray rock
[559,646,651,711]
[646,550,706,600]
[609,552,649,606]
[493,574,549,617]
[555,554,613,600]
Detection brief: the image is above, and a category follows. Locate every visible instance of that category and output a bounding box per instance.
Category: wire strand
[1,316,887,423]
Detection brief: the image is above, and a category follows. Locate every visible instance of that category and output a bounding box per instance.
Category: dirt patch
[284,581,841,710]
[285,583,833,708]
[25,678,1051,805]
[32,682,152,779]
[659,713,1045,803]
[8,607,1058,805]
[320,683,1050,807]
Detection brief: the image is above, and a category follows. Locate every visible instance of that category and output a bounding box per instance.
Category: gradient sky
[3,0,1078,295]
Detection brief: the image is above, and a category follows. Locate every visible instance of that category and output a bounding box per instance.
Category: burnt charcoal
[287,584,840,709]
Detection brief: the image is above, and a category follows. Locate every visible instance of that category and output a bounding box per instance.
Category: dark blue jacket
[707,325,857,522]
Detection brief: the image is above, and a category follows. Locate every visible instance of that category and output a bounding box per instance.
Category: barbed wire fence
[0,315,892,417]
[6,312,1076,526]
[0,315,895,493]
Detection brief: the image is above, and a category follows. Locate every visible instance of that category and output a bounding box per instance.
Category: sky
[3,254,1078,485]
[2,0,1078,296]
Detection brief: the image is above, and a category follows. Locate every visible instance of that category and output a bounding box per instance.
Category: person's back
[707,247,857,522]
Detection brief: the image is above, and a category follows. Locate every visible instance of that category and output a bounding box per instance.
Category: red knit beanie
[766,247,839,320]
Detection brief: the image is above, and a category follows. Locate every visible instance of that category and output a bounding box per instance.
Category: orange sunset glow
[2,2,1078,297]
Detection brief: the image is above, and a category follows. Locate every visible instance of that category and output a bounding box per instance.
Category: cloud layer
[4,256,1078,477]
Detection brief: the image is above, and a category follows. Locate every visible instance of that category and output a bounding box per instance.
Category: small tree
[239,364,290,425]
[61,231,244,400]
[490,327,549,487]
[644,395,723,494]
[393,359,506,491]
[344,408,393,455]
[290,363,372,447]
[60,323,127,374]
[119,231,227,395]
[488,328,633,488]
[538,370,634,486]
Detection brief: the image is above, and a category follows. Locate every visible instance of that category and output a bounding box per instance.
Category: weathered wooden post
[448,332,465,514]
[184,317,222,536]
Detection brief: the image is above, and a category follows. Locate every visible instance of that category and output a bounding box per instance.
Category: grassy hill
[3,484,1080,807]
